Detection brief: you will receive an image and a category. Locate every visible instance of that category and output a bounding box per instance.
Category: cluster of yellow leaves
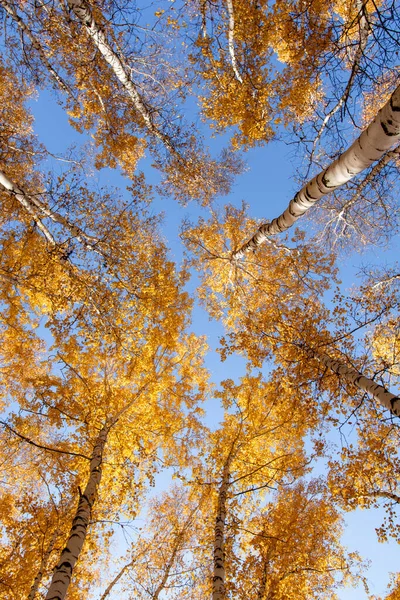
[182,204,351,420]
[371,316,400,378]
[0,72,211,593]
[1,2,399,598]
[188,0,369,144]
[0,56,38,178]
[2,0,240,206]
[328,411,400,543]
[236,479,362,599]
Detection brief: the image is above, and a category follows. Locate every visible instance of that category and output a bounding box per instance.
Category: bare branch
[0,420,91,460]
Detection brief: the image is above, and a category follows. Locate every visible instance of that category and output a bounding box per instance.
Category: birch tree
[194,372,321,599]
[99,487,204,600]
[0,0,242,205]
[45,422,109,600]
[0,161,208,597]
[0,316,207,598]
[304,346,400,417]
[232,82,400,259]
[327,379,400,544]
[185,0,397,152]
[235,479,361,600]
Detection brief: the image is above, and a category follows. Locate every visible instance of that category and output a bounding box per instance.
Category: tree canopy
[0,0,399,598]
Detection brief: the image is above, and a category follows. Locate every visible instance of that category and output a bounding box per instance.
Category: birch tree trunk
[0,170,101,254]
[67,0,177,155]
[233,83,400,259]
[309,348,400,417]
[45,424,109,600]
[225,0,243,84]
[44,384,150,599]
[0,0,73,98]
[212,458,232,600]
[28,529,59,600]
[0,171,56,247]
[99,559,135,600]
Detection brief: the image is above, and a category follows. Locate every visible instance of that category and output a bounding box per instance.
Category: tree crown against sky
[0,0,399,598]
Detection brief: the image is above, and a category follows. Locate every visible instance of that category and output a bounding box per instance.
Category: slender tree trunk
[0,0,73,98]
[309,348,400,417]
[233,83,400,259]
[152,533,185,600]
[0,170,102,254]
[99,559,135,600]
[45,423,109,600]
[212,458,232,600]
[67,0,177,155]
[0,171,56,247]
[153,506,198,600]
[256,561,267,600]
[225,0,243,84]
[28,529,59,600]
[44,384,149,599]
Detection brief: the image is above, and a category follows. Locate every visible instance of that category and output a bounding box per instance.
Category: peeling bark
[45,424,108,600]
[309,348,400,417]
[233,83,400,259]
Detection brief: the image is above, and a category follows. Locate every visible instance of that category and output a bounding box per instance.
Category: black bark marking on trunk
[390,397,400,415]
[321,173,334,189]
[390,96,400,112]
[381,120,398,136]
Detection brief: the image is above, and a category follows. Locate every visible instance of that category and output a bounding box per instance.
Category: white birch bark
[0,171,101,254]
[309,348,400,417]
[337,144,400,216]
[45,424,108,600]
[44,383,150,599]
[67,0,177,155]
[225,0,243,84]
[233,83,400,260]
[212,457,233,600]
[0,171,57,247]
[28,529,59,600]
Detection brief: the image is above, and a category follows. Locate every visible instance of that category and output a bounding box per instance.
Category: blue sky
[28,85,400,598]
